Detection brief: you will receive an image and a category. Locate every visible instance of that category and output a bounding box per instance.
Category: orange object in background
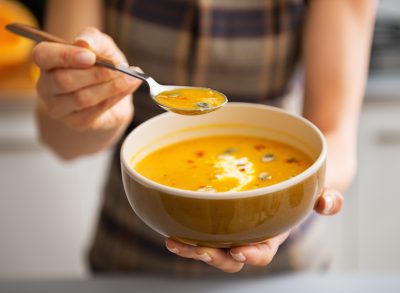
[0,0,37,67]
[0,0,39,99]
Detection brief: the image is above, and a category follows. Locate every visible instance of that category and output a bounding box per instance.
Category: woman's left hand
[165,188,343,273]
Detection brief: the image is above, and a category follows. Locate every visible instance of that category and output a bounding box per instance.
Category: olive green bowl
[121,103,326,248]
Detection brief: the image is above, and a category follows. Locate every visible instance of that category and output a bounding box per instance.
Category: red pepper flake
[254,144,266,151]
[239,168,245,172]
[195,151,205,157]
[187,160,194,164]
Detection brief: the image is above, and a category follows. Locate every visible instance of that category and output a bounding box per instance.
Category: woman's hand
[33,27,141,132]
[165,189,343,273]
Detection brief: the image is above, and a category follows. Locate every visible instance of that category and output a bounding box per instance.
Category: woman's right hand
[33,27,141,132]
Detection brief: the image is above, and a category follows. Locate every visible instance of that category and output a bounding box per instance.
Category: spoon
[6,23,227,115]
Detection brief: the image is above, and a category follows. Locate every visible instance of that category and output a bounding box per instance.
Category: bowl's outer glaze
[122,163,324,248]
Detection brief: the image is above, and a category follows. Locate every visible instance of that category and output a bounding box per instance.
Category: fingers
[33,27,126,72]
[74,26,126,64]
[165,239,244,273]
[165,234,289,272]
[62,85,135,131]
[32,26,142,132]
[314,188,343,215]
[42,66,121,95]
[33,42,96,70]
[229,232,289,266]
[41,75,139,118]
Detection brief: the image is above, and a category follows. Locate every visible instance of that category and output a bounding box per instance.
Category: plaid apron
[88,0,331,276]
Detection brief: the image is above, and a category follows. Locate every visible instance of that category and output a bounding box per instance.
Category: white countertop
[1,273,400,293]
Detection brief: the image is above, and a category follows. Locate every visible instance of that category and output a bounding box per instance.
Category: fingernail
[78,51,95,65]
[166,246,179,254]
[323,192,335,214]
[124,75,137,84]
[74,36,95,49]
[132,66,144,73]
[230,251,246,262]
[197,252,212,263]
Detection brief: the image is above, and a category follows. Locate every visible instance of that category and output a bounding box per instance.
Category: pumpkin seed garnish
[196,102,211,109]
[196,185,216,192]
[261,153,275,163]
[286,157,299,163]
[258,172,272,181]
[223,147,238,155]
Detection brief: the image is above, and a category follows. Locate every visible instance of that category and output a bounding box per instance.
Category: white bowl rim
[121,102,327,199]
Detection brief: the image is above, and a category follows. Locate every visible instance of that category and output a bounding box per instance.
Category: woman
[33,0,376,274]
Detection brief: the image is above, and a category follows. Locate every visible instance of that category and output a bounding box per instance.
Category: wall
[0,102,109,279]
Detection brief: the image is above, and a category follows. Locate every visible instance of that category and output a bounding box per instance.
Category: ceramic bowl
[121,103,326,248]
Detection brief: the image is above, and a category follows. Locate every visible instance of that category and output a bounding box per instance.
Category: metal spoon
[6,23,227,115]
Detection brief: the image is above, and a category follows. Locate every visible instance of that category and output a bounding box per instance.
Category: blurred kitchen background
[0,0,399,280]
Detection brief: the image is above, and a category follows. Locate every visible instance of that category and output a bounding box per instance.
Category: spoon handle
[5,23,150,82]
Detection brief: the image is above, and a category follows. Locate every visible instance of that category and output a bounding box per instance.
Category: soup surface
[155,88,226,112]
[134,135,313,192]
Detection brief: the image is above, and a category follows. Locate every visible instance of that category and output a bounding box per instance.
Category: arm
[166,0,376,272]
[45,0,102,41]
[303,0,377,191]
[35,0,141,160]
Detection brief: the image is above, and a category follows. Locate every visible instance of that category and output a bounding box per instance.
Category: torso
[87,0,330,276]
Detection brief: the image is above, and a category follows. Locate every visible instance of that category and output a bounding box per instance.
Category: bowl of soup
[121,103,326,248]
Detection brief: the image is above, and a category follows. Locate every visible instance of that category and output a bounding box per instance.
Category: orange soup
[134,135,313,193]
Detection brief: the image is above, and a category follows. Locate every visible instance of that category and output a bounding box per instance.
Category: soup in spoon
[155,87,227,115]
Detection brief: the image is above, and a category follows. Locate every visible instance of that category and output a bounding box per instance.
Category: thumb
[73,27,127,65]
[314,188,343,216]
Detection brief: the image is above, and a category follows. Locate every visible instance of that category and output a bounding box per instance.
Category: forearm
[302,0,376,190]
[45,0,102,40]
[303,0,376,136]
